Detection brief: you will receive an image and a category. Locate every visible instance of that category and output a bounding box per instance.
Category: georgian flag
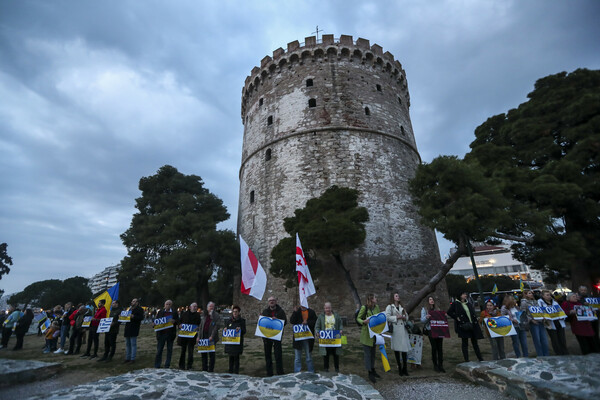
[239,235,267,301]
[296,233,316,308]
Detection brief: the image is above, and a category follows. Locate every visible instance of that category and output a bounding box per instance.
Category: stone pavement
[28,369,383,400]
[455,354,600,400]
[0,358,61,386]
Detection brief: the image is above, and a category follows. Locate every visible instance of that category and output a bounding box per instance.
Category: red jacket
[561,300,594,336]
[91,307,107,327]
[69,309,78,326]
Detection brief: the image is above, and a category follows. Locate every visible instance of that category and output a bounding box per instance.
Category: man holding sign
[200,301,221,372]
[260,296,287,376]
[178,303,200,370]
[290,304,317,372]
[153,299,179,368]
[98,300,122,362]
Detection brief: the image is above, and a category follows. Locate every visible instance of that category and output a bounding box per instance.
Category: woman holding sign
[520,290,550,357]
[356,293,381,383]
[478,300,505,360]
[314,302,343,372]
[223,305,246,374]
[385,293,410,376]
[421,296,447,372]
[501,296,528,358]
[561,292,598,354]
[538,290,568,355]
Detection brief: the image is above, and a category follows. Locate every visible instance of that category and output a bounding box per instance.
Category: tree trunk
[405,236,467,314]
[332,253,362,309]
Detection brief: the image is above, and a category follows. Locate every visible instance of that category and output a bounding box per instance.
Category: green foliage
[119,165,237,307]
[9,277,91,309]
[411,69,600,287]
[0,242,13,296]
[270,186,369,304]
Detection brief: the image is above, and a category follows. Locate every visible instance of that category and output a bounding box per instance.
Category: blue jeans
[125,336,137,360]
[510,326,528,357]
[294,340,314,372]
[59,324,70,349]
[529,322,549,357]
[155,334,174,368]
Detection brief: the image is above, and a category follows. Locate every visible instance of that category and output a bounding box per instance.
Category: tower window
[376,84,382,91]
[401,126,405,135]
[365,107,370,116]
[308,98,316,108]
[259,98,263,106]
[250,190,255,203]
[267,116,273,125]
[306,79,313,87]
[398,97,402,105]
[265,148,272,161]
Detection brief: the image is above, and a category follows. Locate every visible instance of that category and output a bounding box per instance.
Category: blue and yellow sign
[292,324,313,341]
[254,316,284,341]
[367,312,388,338]
[153,315,174,331]
[118,310,131,323]
[485,317,516,338]
[82,316,92,328]
[222,328,241,345]
[178,324,198,338]
[196,338,216,353]
[318,330,342,347]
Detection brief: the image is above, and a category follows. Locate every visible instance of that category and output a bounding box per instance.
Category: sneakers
[64,349,69,354]
[43,349,50,354]
[54,348,63,354]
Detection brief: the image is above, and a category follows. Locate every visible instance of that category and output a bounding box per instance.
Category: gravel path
[378,376,514,400]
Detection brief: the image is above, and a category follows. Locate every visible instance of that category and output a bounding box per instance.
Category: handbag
[388,321,394,333]
[459,321,473,331]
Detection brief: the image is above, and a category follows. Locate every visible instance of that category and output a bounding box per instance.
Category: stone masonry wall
[236,35,447,319]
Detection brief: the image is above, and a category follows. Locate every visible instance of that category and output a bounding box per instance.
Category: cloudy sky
[1,1,599,296]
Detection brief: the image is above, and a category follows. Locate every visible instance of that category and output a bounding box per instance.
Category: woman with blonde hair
[538,289,568,355]
[356,293,380,383]
[501,295,528,357]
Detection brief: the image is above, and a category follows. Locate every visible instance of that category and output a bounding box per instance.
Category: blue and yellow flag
[519,279,525,292]
[379,344,391,372]
[492,284,498,295]
[94,282,119,317]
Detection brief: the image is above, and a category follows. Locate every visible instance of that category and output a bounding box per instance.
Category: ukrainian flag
[492,284,498,295]
[519,279,525,292]
[94,282,119,317]
[379,344,391,372]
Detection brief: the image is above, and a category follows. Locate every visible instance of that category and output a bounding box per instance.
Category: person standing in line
[561,292,599,354]
[98,300,122,362]
[421,296,446,372]
[447,292,484,362]
[66,304,89,355]
[224,305,246,374]
[314,302,343,372]
[500,296,528,357]
[55,302,74,354]
[520,290,550,357]
[0,305,23,349]
[261,296,287,376]
[357,293,381,383]
[538,290,569,355]
[13,309,34,350]
[124,298,144,363]
[200,301,221,372]
[577,285,600,350]
[154,299,179,368]
[290,304,317,373]
[479,300,506,360]
[81,299,106,359]
[178,302,201,370]
[385,293,411,376]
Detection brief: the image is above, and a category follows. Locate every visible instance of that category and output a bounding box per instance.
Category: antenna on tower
[312,25,324,41]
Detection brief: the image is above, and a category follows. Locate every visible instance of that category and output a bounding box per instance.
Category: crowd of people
[0,284,598,383]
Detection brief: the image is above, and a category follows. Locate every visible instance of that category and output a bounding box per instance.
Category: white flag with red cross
[296,233,316,308]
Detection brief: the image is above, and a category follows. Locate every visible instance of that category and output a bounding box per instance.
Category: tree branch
[492,231,534,243]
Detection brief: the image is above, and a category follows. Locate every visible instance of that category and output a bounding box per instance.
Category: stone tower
[236,35,446,318]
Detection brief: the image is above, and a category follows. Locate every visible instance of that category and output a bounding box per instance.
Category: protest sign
[40,318,51,334]
[575,305,598,321]
[153,315,174,331]
[222,328,241,345]
[82,316,92,328]
[254,316,284,341]
[318,330,342,347]
[177,324,198,338]
[485,317,516,337]
[543,305,567,320]
[118,310,131,323]
[196,338,216,353]
[367,312,388,338]
[584,298,600,310]
[528,306,546,320]
[96,318,113,334]
[292,324,313,341]
[407,333,423,365]
[429,310,450,338]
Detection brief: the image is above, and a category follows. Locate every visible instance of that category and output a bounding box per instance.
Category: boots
[401,352,409,376]
[368,370,376,383]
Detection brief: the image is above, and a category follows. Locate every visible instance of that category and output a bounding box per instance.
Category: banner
[528,306,546,320]
[40,318,51,334]
[318,330,342,347]
[196,338,216,353]
[153,315,174,331]
[485,317,517,337]
[367,312,389,338]
[429,310,451,338]
[178,324,199,338]
[292,324,313,341]
[239,235,267,300]
[575,305,598,321]
[118,310,131,323]
[96,318,113,334]
[584,297,600,310]
[222,328,241,345]
[82,316,92,328]
[407,333,423,365]
[543,305,567,320]
[254,316,284,341]
[296,234,316,308]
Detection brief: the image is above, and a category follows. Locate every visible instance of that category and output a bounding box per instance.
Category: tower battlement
[242,34,409,120]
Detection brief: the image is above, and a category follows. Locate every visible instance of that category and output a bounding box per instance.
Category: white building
[89,264,120,295]
[448,244,544,284]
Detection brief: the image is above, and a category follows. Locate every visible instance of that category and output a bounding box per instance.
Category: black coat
[260,304,287,342]
[447,300,483,339]
[155,308,179,340]
[224,316,246,355]
[124,305,144,338]
[289,308,317,351]
[177,310,201,345]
